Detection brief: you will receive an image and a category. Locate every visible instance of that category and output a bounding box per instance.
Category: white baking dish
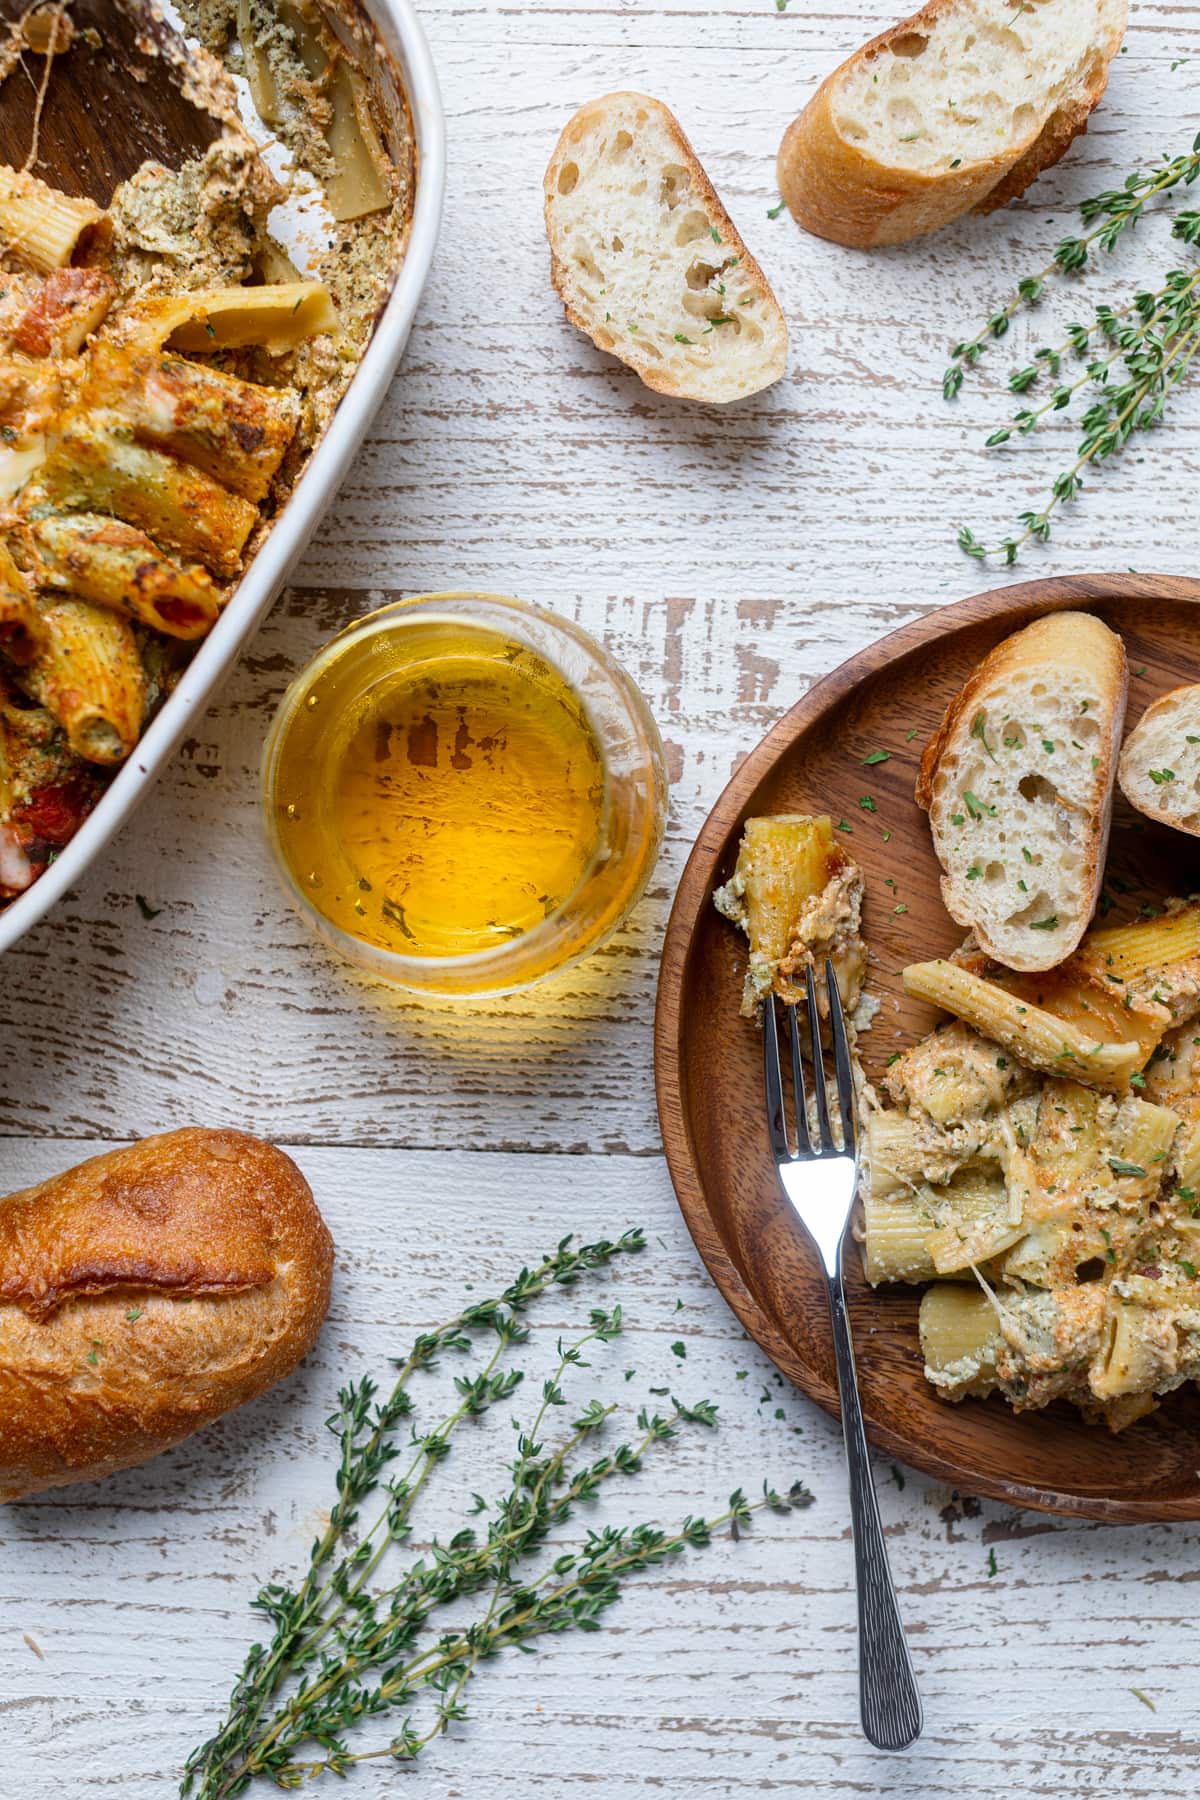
[0,0,445,955]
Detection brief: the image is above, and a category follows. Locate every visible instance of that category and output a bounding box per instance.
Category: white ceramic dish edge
[0,0,446,956]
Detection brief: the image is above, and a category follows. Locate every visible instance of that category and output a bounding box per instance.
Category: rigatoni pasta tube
[324,57,392,220]
[861,1191,938,1285]
[85,348,299,503]
[0,167,108,273]
[1111,1096,1180,1175]
[10,269,117,359]
[1091,1303,1177,1400]
[0,542,44,666]
[902,959,1144,1093]
[21,600,146,765]
[28,515,221,640]
[31,427,258,578]
[236,0,391,220]
[919,1285,1003,1397]
[127,283,336,355]
[0,714,33,895]
[1084,904,1200,977]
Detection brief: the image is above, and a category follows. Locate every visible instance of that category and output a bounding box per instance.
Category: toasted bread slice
[916,611,1128,972]
[544,92,788,402]
[778,0,1127,248]
[1119,686,1200,836]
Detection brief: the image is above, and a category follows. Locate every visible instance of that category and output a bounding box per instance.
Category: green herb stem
[944,140,1200,393]
[946,131,1200,557]
[182,1232,647,1798]
[182,1232,812,1800]
[264,1489,786,1786]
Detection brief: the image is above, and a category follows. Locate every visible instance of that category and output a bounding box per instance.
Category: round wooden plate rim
[655,572,1200,1522]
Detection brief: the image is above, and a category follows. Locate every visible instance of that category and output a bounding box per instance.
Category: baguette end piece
[778,0,1127,249]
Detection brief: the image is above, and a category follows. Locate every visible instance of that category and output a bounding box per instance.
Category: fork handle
[826,1265,923,1752]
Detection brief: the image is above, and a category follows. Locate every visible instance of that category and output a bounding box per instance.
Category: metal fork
[763,960,923,1752]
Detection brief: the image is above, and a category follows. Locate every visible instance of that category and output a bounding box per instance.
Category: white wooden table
[5,3,1200,1793]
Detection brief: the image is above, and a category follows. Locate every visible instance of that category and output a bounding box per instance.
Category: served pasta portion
[863,903,1200,1431]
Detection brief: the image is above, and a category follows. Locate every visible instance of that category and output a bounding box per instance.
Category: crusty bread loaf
[778,0,1127,248]
[544,92,787,402]
[0,1128,333,1501]
[916,611,1127,972]
[1118,686,1200,836]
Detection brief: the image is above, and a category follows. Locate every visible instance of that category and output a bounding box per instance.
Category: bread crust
[544,92,786,401]
[916,611,1128,971]
[777,0,1126,249]
[0,1128,333,1501]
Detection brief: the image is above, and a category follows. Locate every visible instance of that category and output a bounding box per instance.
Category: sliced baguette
[778,0,1127,249]
[915,611,1128,972]
[1119,686,1200,836]
[544,92,787,402]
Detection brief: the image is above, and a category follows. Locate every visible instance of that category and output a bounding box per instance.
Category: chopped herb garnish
[964,789,997,819]
[1108,1157,1147,1178]
[1029,915,1059,930]
[970,711,997,761]
[1148,768,1176,784]
[859,795,877,812]
[862,750,890,766]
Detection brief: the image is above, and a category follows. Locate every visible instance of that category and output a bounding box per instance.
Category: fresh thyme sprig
[944,132,1200,560]
[182,1232,811,1796]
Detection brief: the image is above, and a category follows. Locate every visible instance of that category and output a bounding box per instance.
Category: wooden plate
[655,573,1200,1522]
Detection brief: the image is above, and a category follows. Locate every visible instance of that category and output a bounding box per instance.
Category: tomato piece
[13,773,101,846]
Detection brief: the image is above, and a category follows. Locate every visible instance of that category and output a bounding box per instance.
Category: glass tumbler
[261,591,668,996]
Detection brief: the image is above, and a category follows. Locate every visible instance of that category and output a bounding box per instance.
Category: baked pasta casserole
[0,0,413,905]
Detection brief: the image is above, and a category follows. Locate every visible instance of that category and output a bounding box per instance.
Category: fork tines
[763,957,855,1162]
